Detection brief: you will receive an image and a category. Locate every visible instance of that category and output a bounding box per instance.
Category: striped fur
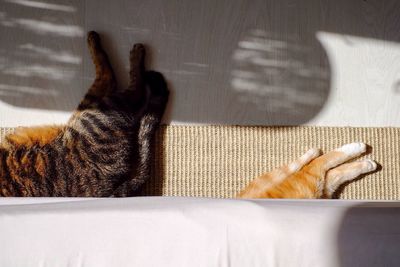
[238,143,378,199]
[0,31,168,197]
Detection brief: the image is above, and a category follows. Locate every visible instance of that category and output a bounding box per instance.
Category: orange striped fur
[238,143,378,199]
[4,126,64,148]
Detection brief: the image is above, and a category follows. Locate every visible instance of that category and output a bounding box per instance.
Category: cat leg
[125,43,146,104]
[237,148,321,198]
[305,143,367,175]
[78,31,116,110]
[324,159,377,198]
[276,142,368,198]
[112,71,169,197]
[238,143,368,199]
[129,43,145,90]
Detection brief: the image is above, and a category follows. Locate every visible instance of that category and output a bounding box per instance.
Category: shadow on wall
[0,0,84,111]
[337,204,400,266]
[1,0,400,125]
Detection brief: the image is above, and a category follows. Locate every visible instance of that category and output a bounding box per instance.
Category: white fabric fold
[0,197,399,267]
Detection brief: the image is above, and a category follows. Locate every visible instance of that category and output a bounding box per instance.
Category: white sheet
[0,197,399,267]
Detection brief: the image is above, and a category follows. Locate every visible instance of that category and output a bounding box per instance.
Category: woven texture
[142,126,400,200]
[1,126,399,200]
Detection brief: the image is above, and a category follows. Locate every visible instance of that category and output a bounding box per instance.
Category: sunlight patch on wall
[314,32,400,126]
[0,99,70,127]
[3,64,76,80]
[0,84,59,96]
[0,11,83,37]
[19,44,81,64]
[4,0,76,12]
[9,18,83,37]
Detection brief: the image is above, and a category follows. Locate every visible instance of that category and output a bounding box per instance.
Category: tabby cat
[0,31,169,197]
[238,142,377,198]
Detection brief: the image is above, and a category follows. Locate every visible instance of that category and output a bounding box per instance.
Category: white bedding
[0,197,399,267]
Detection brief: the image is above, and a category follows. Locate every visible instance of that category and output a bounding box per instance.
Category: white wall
[0,0,400,127]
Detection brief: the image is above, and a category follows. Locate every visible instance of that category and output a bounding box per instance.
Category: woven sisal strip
[142,126,400,200]
[0,126,399,200]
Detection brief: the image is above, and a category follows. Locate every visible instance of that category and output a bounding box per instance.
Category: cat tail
[112,71,169,197]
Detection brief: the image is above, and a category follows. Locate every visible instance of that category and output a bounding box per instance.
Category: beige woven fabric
[1,126,399,199]
[142,126,400,200]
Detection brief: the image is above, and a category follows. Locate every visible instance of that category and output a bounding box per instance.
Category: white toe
[364,159,377,172]
[304,148,321,159]
[335,142,366,155]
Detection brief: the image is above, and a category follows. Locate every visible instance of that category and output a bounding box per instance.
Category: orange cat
[238,143,377,199]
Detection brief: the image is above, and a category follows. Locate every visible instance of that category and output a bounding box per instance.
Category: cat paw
[335,142,366,156]
[130,43,145,63]
[132,43,145,53]
[364,159,378,172]
[87,31,101,45]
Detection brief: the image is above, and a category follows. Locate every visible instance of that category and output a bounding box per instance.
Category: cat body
[0,31,169,197]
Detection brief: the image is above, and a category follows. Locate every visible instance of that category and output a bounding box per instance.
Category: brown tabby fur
[0,31,169,197]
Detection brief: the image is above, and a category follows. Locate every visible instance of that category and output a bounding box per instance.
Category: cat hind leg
[306,142,367,174]
[324,159,377,198]
[129,43,145,90]
[237,148,321,198]
[78,31,116,110]
[298,142,368,198]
